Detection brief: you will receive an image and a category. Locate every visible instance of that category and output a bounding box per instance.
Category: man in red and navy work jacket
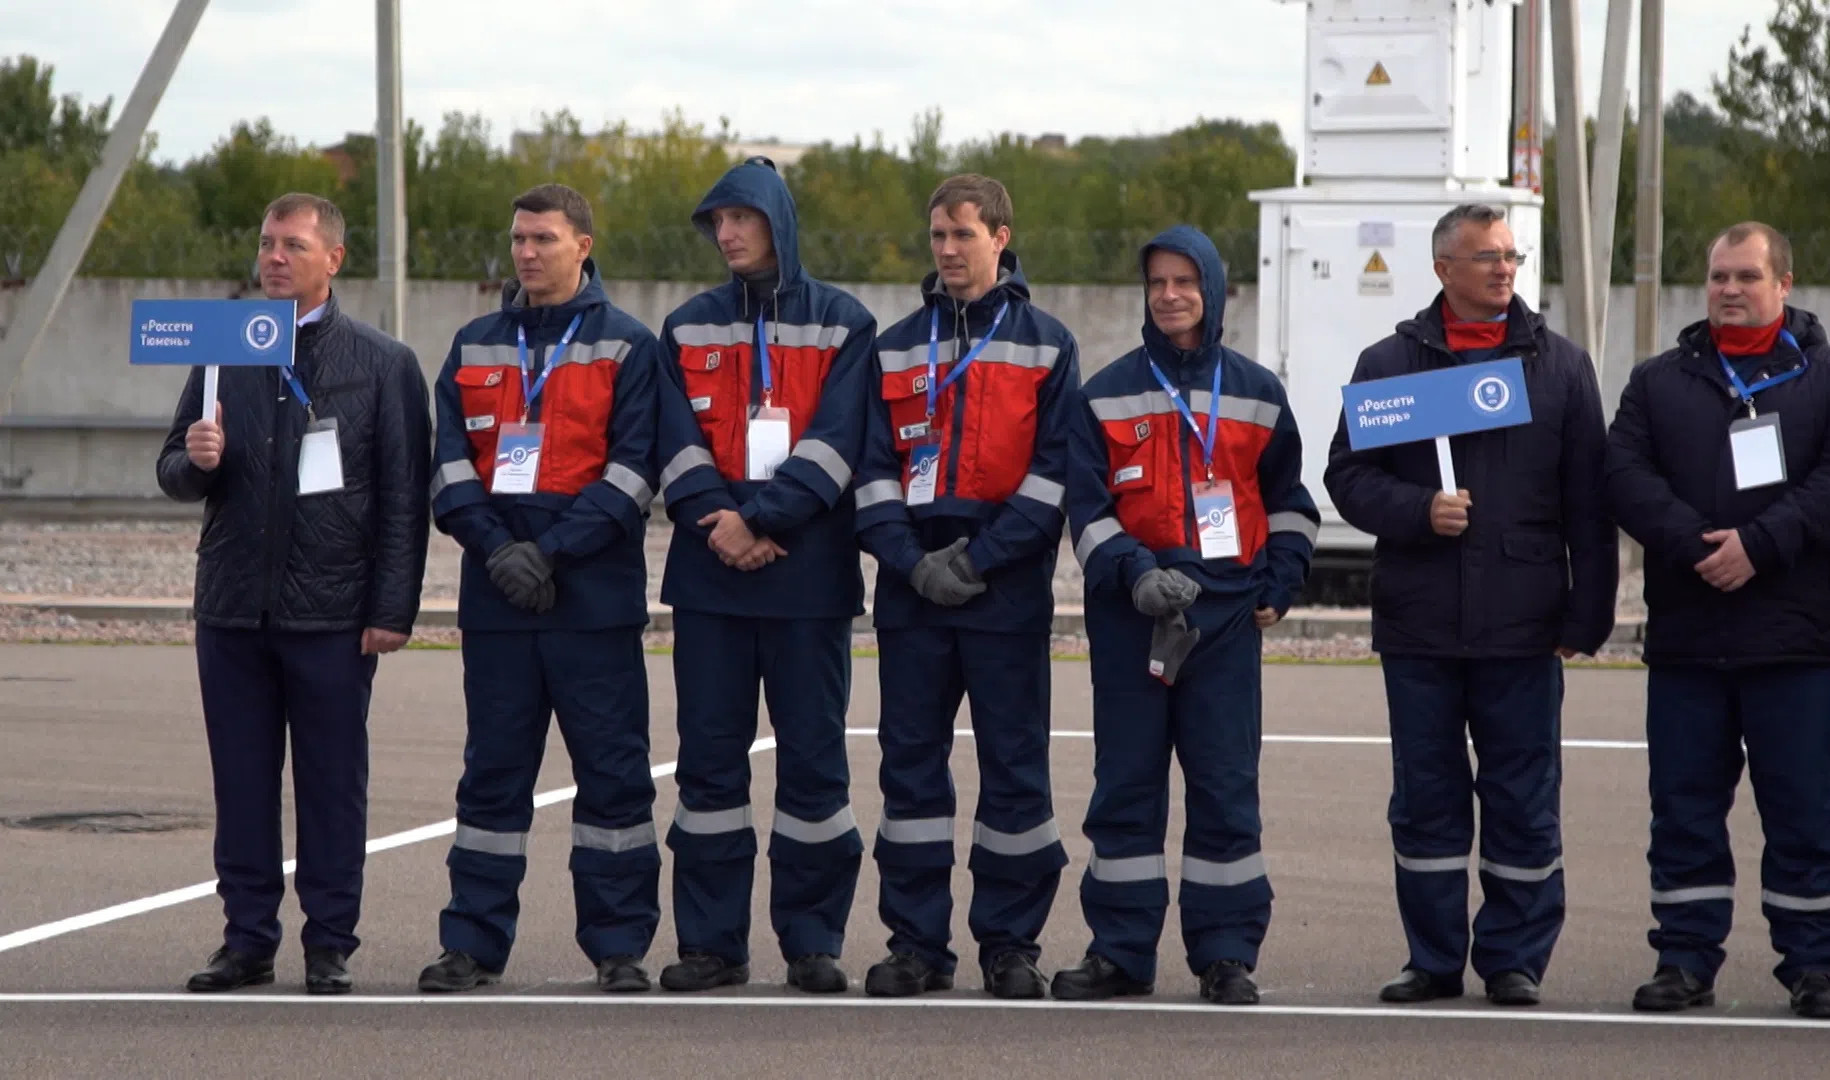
[419,184,663,995]
[651,157,876,995]
[853,174,1079,1001]
[1056,224,1317,1007]
[1325,204,1616,1009]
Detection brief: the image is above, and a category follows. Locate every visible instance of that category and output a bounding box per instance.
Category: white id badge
[491,422,545,494]
[297,418,345,496]
[747,406,792,480]
[906,442,941,506]
[1729,413,1787,490]
[1193,480,1241,560]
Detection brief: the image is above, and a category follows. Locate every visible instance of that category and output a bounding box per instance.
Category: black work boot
[659,951,750,992]
[864,952,953,997]
[1485,970,1541,1006]
[1790,971,1830,1019]
[1049,953,1153,1001]
[984,951,1047,1000]
[303,947,352,996]
[185,947,275,993]
[1199,959,1260,1005]
[1632,965,1714,1012]
[1378,967,1464,1003]
[417,950,501,993]
[595,956,651,993]
[786,954,848,993]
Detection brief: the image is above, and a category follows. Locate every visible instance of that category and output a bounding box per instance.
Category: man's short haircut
[263,192,345,248]
[927,174,1013,234]
[512,183,594,238]
[1709,221,1792,279]
[1431,204,1507,258]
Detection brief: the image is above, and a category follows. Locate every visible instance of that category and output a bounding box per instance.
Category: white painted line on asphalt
[0,992,1822,1031]
[851,729,1650,751]
[0,739,777,957]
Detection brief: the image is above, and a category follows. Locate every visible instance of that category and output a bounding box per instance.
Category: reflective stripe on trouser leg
[874,627,967,973]
[1172,619,1271,975]
[1644,665,1739,981]
[667,612,762,964]
[1467,655,1566,982]
[440,630,550,971]
[962,629,1065,971]
[761,616,862,962]
[1382,654,1477,978]
[1739,664,1830,987]
[546,628,661,965]
[1081,603,1175,985]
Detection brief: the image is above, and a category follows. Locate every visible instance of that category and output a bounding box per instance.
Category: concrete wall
[0,276,1816,501]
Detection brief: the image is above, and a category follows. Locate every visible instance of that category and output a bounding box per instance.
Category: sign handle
[201,365,219,423]
[1435,435,1457,493]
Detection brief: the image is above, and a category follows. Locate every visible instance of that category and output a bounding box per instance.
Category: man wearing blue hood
[653,156,876,993]
[419,184,664,994]
[1058,226,1318,1005]
[854,174,1080,1000]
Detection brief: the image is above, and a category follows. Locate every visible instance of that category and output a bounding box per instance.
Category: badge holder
[1729,411,1786,491]
[492,422,545,494]
[298,415,345,496]
[1192,477,1241,560]
[906,434,942,507]
[747,406,792,481]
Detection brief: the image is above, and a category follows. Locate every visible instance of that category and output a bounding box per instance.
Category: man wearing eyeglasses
[1324,203,1617,1008]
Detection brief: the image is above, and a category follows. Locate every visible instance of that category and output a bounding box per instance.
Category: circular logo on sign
[1471,375,1511,414]
[915,454,937,476]
[1205,506,1228,529]
[509,446,530,465]
[243,313,282,353]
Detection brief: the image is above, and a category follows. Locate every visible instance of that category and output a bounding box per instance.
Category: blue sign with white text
[129,298,297,367]
[1341,357,1532,450]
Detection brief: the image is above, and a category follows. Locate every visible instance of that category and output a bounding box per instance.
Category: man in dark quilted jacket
[156,192,432,997]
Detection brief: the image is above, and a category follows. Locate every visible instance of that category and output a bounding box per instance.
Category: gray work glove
[948,547,982,586]
[1132,567,1200,617]
[1148,612,1202,685]
[910,537,987,607]
[487,541,556,614]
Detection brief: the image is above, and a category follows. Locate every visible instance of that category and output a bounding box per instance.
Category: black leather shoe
[660,952,750,992]
[595,956,651,993]
[1199,959,1260,1005]
[1050,953,1153,1001]
[303,947,351,996]
[1486,970,1541,1006]
[185,947,275,993]
[864,952,953,997]
[1790,971,1830,1019]
[786,954,848,993]
[1632,965,1713,1012]
[417,950,501,993]
[985,951,1046,1000]
[1378,968,1464,1003]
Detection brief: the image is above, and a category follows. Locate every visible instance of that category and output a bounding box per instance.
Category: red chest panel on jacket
[878,338,1054,502]
[1092,389,1276,562]
[674,321,843,481]
[454,341,625,495]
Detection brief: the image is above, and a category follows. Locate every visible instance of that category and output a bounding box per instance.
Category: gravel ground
[0,520,1644,661]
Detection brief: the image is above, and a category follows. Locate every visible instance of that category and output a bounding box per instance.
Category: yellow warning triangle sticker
[1366,61,1392,86]
[1364,251,1389,274]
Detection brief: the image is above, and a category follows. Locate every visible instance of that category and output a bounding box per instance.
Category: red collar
[1710,319,1783,357]
[1442,300,1508,351]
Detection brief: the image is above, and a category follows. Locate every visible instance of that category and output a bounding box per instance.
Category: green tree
[0,54,110,163]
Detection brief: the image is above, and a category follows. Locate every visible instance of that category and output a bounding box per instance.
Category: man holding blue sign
[156,193,431,996]
[1324,204,1616,1007]
[1606,223,1830,1019]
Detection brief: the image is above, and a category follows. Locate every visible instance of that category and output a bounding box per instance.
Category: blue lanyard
[516,313,583,420]
[1718,329,1806,415]
[926,302,1009,419]
[756,310,774,407]
[1148,352,1224,483]
[279,365,312,418]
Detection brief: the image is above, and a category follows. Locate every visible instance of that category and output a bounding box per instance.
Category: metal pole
[1633,0,1666,365]
[375,0,407,339]
[1548,0,1598,357]
[0,0,212,413]
[1511,0,1544,192]
[1589,0,1635,383]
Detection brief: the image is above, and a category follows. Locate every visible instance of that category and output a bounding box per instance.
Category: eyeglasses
[1441,250,1529,266]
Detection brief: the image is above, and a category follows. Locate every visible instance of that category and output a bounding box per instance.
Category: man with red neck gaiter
[1607,222,1830,1021]
[1327,204,1618,1010]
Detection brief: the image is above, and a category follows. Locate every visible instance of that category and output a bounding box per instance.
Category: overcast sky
[9,1,1776,164]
